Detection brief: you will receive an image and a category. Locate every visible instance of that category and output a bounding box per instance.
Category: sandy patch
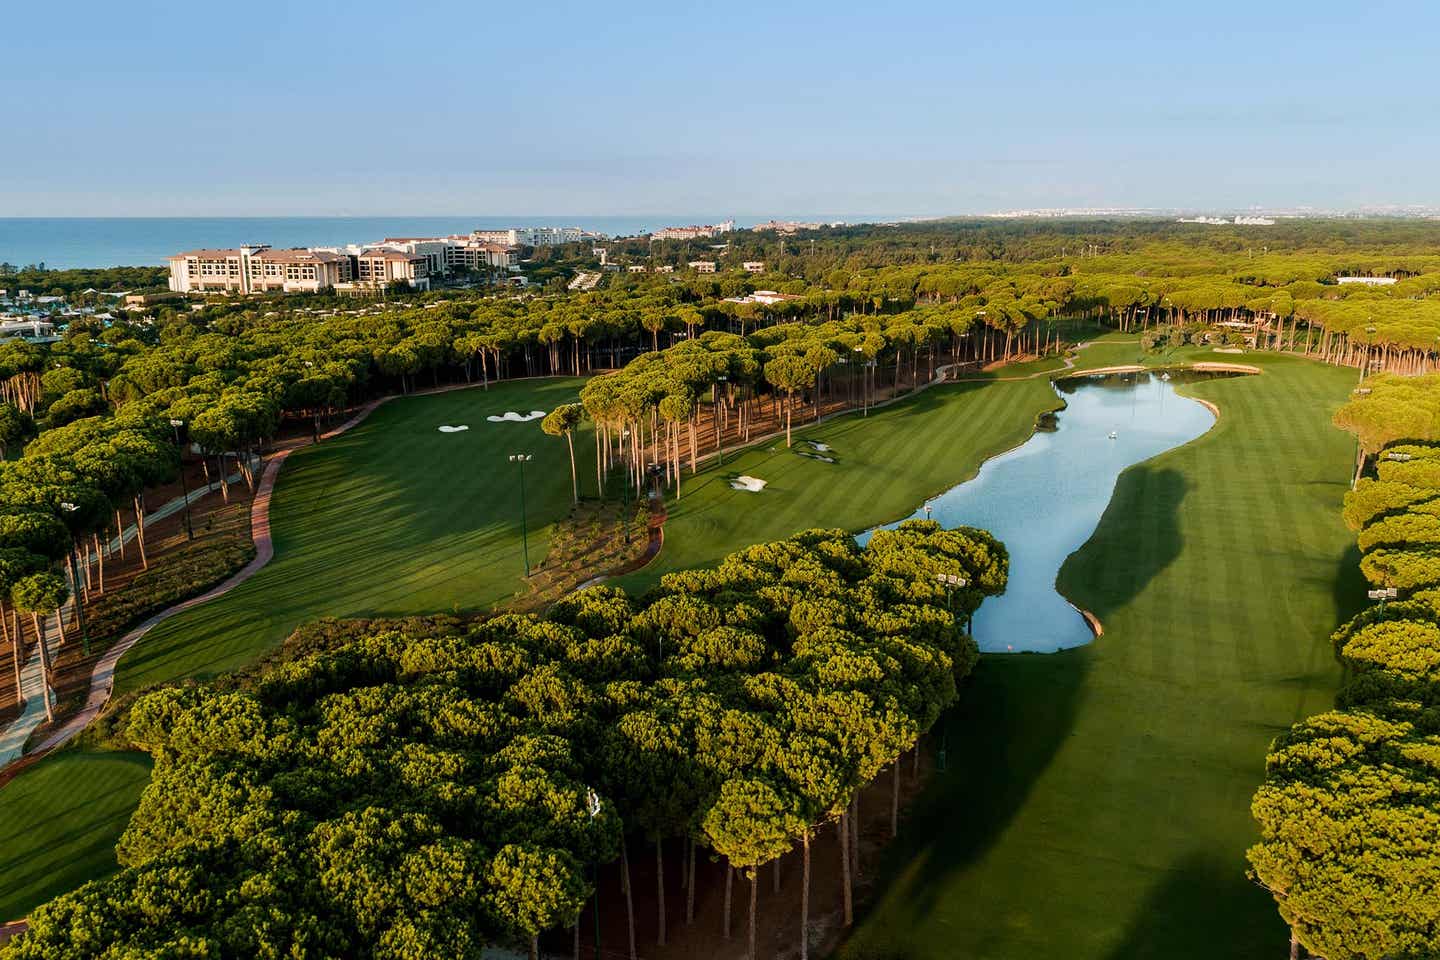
[730,475,767,492]
[809,441,832,452]
[437,425,469,433]
[487,410,546,423]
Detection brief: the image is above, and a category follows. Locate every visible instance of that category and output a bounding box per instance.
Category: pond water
[861,371,1220,653]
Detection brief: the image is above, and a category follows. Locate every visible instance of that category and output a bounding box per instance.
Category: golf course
[0,343,1361,958]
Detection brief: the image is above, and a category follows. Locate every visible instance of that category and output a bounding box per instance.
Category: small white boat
[1161,372,1172,381]
[1108,431,1118,440]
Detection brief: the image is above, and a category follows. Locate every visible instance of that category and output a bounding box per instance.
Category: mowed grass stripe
[0,753,152,920]
[839,354,1362,960]
[115,378,593,697]
[623,376,1063,588]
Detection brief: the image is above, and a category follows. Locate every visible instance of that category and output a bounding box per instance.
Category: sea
[0,216,868,270]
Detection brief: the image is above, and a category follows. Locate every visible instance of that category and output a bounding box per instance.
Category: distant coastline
[0,215,875,270]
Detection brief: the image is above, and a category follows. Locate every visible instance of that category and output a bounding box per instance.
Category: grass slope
[115,377,593,697]
[838,352,1361,960]
[0,753,151,920]
[621,376,1063,588]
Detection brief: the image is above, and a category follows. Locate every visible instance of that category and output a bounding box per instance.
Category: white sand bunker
[808,441,832,452]
[797,450,836,463]
[438,425,469,433]
[730,475,768,492]
[487,410,547,423]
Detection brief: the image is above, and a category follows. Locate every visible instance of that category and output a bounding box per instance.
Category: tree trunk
[4,602,20,708]
[115,509,126,561]
[529,934,538,960]
[774,853,781,894]
[851,793,862,880]
[686,838,696,925]
[1290,930,1300,960]
[133,496,148,570]
[656,838,666,947]
[892,760,900,837]
[748,871,758,960]
[724,862,733,940]
[31,613,53,724]
[93,532,105,593]
[566,431,578,505]
[837,816,852,926]
[800,831,811,960]
[621,843,637,960]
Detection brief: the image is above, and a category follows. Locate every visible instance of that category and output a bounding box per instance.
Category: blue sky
[3,0,1437,216]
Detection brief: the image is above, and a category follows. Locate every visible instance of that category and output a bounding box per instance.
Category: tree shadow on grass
[1056,466,1190,623]
[1101,851,1282,960]
[839,646,1090,958]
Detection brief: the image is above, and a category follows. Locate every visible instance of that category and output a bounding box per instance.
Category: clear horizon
[6,1,1440,217]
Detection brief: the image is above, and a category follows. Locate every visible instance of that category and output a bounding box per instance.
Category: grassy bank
[838,351,1360,959]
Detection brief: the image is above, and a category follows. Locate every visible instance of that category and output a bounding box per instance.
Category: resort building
[168,246,352,294]
[0,318,60,344]
[1336,276,1399,286]
[473,226,586,246]
[742,261,765,273]
[688,260,717,273]
[353,249,431,290]
[654,220,735,241]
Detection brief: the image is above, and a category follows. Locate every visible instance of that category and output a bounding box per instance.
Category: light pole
[59,501,91,655]
[716,374,728,466]
[936,572,970,633]
[169,419,194,540]
[510,454,533,576]
[587,787,603,960]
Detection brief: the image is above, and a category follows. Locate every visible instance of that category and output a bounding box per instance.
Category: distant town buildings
[750,220,841,234]
[1336,276,1399,286]
[653,221,735,241]
[742,261,765,273]
[687,260,717,273]
[1176,215,1276,226]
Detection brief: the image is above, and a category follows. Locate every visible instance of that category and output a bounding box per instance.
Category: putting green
[838,351,1361,959]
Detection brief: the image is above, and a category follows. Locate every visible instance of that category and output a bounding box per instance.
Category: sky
[4,0,1439,217]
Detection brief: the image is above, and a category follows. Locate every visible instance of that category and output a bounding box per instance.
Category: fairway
[0,753,152,921]
[113,377,592,696]
[838,352,1361,959]
[621,375,1064,587]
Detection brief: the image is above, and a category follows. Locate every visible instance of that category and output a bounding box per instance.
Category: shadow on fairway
[1057,466,1190,621]
[1101,851,1280,960]
[842,646,1090,956]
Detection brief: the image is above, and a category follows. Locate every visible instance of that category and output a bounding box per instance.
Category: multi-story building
[688,260,717,274]
[354,249,431,289]
[742,261,765,273]
[168,246,352,294]
[653,220,735,241]
[472,226,585,247]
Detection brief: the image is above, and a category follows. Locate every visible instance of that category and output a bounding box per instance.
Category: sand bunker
[797,450,836,463]
[730,475,767,492]
[487,410,547,423]
[808,441,832,452]
[438,425,469,433]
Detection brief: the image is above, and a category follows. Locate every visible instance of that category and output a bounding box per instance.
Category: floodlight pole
[59,501,91,655]
[510,454,532,576]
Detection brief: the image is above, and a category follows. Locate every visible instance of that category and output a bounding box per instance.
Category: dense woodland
[1250,374,1440,960]
[2,522,1005,959]
[1,220,1439,955]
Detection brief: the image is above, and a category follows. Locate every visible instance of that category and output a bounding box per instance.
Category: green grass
[0,753,152,920]
[114,377,593,696]
[619,375,1064,589]
[838,352,1362,960]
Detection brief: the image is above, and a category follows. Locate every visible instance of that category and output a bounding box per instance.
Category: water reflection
[862,372,1220,652]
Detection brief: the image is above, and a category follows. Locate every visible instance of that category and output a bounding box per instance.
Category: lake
[865,371,1220,653]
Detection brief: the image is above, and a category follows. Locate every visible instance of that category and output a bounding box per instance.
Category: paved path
[0,465,256,766]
